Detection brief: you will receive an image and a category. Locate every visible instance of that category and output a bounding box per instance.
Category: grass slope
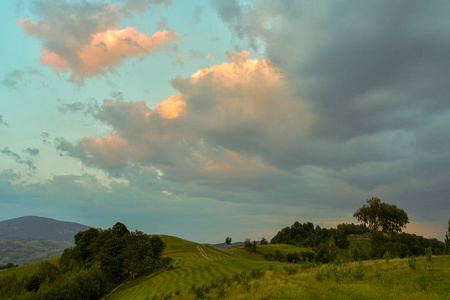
[159,256,450,300]
[107,236,290,300]
[0,257,60,280]
[108,235,449,300]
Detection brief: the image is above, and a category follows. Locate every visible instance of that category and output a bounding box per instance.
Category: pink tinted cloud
[155,94,186,119]
[74,28,178,80]
[79,134,129,168]
[17,1,179,82]
[36,27,178,81]
[63,52,309,183]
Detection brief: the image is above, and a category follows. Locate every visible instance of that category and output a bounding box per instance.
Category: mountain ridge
[0,216,91,243]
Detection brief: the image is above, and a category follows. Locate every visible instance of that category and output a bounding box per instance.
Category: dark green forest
[269,198,446,263]
[0,222,168,300]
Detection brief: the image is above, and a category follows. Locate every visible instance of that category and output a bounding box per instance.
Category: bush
[408,256,416,270]
[353,261,365,280]
[284,266,298,275]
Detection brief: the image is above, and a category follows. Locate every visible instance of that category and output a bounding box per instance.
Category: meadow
[1,235,448,300]
[106,236,449,300]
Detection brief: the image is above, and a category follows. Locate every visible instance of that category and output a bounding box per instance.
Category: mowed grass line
[108,236,280,300]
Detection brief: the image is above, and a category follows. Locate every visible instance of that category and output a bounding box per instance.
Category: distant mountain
[0,216,91,243]
[205,241,244,249]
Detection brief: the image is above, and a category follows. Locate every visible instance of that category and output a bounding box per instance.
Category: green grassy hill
[107,236,292,300]
[0,257,60,280]
[2,235,449,300]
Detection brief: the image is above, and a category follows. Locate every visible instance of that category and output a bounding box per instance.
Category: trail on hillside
[197,245,213,261]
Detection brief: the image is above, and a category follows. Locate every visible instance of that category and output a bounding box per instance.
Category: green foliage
[315,237,338,263]
[251,240,257,252]
[243,238,257,252]
[260,237,268,245]
[353,197,409,252]
[353,260,365,280]
[0,262,18,270]
[225,236,232,246]
[270,221,351,250]
[284,265,298,275]
[383,251,391,263]
[408,256,416,270]
[0,223,166,300]
[337,223,370,235]
[445,219,450,255]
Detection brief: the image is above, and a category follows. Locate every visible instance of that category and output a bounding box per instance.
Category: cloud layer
[18,0,178,81]
[53,1,450,241]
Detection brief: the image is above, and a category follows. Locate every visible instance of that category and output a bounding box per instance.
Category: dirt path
[197,245,213,261]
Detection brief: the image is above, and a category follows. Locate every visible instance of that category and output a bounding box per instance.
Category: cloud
[2,68,41,90]
[1,147,36,170]
[57,52,308,182]
[46,1,450,241]
[0,116,9,127]
[58,99,100,116]
[18,0,178,81]
[24,148,40,157]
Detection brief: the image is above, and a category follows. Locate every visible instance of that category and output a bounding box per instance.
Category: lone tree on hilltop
[225,237,232,247]
[353,197,409,250]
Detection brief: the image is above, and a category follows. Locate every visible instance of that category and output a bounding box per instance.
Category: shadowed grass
[0,257,60,280]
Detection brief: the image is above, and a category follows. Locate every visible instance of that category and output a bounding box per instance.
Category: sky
[1,0,449,244]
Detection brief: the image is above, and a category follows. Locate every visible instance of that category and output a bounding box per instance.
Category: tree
[125,230,157,280]
[260,237,268,245]
[244,237,252,250]
[251,240,257,252]
[353,197,409,250]
[111,222,130,237]
[445,218,450,255]
[315,236,337,263]
[225,237,232,246]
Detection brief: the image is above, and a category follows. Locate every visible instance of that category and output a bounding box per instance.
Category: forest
[0,222,168,300]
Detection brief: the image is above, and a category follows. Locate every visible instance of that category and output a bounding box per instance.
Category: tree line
[0,222,168,300]
[267,198,448,262]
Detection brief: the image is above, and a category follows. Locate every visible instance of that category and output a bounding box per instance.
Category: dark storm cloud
[218,0,450,141]
[212,0,450,235]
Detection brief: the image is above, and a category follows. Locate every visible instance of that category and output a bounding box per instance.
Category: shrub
[284,266,298,275]
[383,251,391,264]
[353,261,365,280]
[315,269,326,282]
[408,256,416,270]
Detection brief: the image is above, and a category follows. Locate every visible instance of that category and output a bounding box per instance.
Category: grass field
[107,235,449,300]
[153,255,450,300]
[107,236,290,300]
[0,257,60,280]
[2,235,449,300]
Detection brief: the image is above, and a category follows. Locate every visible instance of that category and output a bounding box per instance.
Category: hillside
[2,234,449,299]
[106,235,450,300]
[0,236,69,265]
[0,216,91,243]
